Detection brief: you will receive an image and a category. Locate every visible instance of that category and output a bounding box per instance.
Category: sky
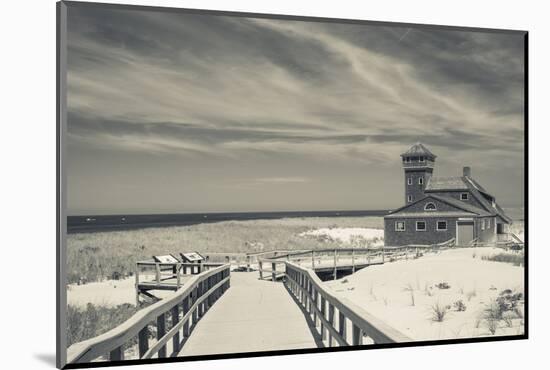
[66,4,525,216]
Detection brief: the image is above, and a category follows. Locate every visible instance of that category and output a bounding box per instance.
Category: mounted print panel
[57,1,527,368]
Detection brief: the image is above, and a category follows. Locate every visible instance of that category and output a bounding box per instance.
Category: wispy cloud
[65,5,525,213]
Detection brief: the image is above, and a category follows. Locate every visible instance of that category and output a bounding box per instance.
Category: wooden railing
[67,264,231,364]
[284,262,411,345]
[257,239,456,281]
[136,261,224,289]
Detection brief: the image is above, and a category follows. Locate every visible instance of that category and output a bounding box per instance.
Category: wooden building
[384,143,512,246]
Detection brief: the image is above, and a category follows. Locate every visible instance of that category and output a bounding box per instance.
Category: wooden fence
[285,262,411,345]
[257,239,455,281]
[67,264,231,364]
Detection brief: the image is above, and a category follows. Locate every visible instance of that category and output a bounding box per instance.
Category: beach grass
[67,216,383,284]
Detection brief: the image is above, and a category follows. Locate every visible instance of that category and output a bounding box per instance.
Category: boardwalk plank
[178,273,317,356]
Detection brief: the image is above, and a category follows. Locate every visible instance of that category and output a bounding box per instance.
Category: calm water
[67,210,390,234]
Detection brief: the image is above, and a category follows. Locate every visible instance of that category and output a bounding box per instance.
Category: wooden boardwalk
[178,272,319,356]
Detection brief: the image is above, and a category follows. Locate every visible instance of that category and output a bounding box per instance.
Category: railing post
[313,288,318,327]
[311,250,315,269]
[157,313,166,358]
[138,326,149,359]
[333,249,337,280]
[321,296,327,341]
[338,311,347,343]
[272,262,276,282]
[182,296,190,337]
[109,346,123,361]
[171,305,180,353]
[176,263,181,289]
[135,264,140,307]
[352,324,363,345]
[367,246,371,265]
[352,249,355,273]
[261,260,265,280]
[155,263,161,286]
[328,303,335,347]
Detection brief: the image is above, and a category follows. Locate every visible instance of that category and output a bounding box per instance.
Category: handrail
[284,262,411,345]
[67,264,231,364]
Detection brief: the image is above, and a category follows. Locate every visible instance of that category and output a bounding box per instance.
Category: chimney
[463,166,471,177]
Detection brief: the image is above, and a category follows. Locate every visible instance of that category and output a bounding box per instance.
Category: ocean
[67,209,390,234]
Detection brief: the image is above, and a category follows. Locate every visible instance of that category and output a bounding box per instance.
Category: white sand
[325,247,524,341]
[300,228,384,246]
[67,274,174,308]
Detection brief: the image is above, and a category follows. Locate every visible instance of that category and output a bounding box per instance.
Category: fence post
[382,247,385,264]
[352,324,363,346]
[157,313,166,358]
[155,263,161,286]
[272,262,277,282]
[176,263,181,289]
[135,264,140,307]
[247,255,251,272]
[109,346,124,361]
[338,311,347,343]
[259,260,263,280]
[182,296,190,337]
[328,303,335,347]
[333,249,337,280]
[138,325,149,359]
[171,305,180,353]
[321,296,327,341]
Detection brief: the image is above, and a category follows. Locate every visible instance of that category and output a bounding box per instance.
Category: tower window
[407,177,412,185]
[407,195,413,203]
[419,177,424,185]
[437,221,447,231]
[424,202,436,211]
[395,221,406,232]
[419,156,425,162]
[461,193,469,200]
[416,221,426,231]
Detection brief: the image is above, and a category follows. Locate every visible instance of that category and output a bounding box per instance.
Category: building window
[481,219,485,230]
[487,219,491,228]
[437,221,447,231]
[395,221,406,232]
[419,156,425,162]
[419,177,424,185]
[461,193,469,200]
[407,195,413,203]
[424,202,437,211]
[416,221,426,231]
[407,177,412,185]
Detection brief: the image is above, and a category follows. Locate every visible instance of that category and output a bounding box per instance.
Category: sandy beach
[325,247,524,340]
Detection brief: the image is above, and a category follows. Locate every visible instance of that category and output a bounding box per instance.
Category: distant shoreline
[67,209,391,234]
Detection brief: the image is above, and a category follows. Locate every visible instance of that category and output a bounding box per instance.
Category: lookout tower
[401,143,436,204]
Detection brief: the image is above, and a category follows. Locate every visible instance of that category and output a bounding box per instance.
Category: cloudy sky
[66,4,525,216]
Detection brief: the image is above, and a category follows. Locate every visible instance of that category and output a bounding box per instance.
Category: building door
[456,220,474,245]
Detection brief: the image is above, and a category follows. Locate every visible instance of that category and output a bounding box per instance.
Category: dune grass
[481,252,524,266]
[67,303,140,348]
[67,216,383,284]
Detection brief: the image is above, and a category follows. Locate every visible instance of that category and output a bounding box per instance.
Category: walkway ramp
[178,272,318,356]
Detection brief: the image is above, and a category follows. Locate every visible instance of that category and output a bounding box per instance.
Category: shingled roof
[387,194,493,218]
[424,175,512,223]
[400,142,437,159]
[425,177,468,191]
